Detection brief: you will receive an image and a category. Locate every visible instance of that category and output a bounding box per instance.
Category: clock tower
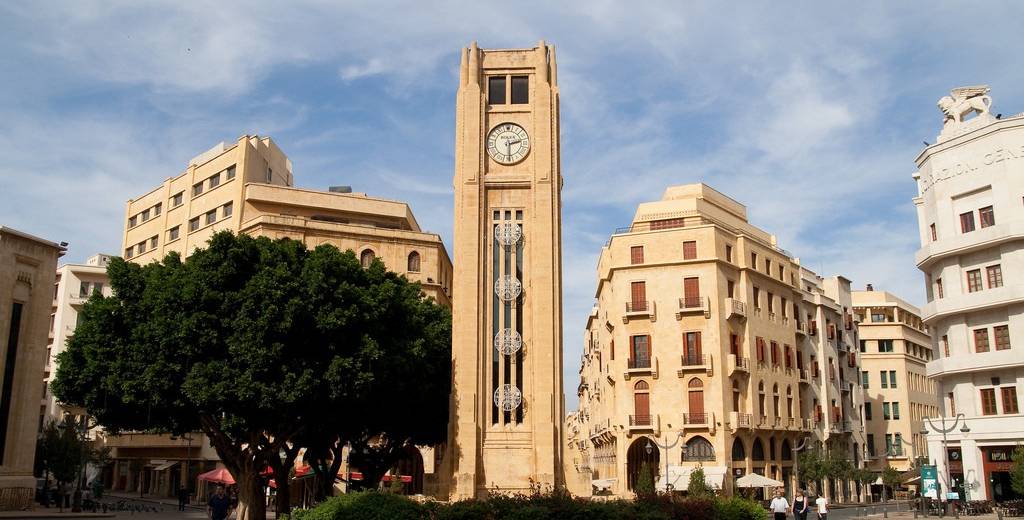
[448,41,565,499]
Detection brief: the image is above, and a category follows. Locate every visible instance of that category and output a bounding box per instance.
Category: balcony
[729,412,753,430]
[624,300,656,322]
[786,417,796,430]
[728,354,749,375]
[677,354,712,377]
[628,414,658,432]
[796,321,807,336]
[676,296,709,319]
[726,298,746,320]
[802,418,815,430]
[625,356,658,380]
[798,369,809,384]
[682,412,714,429]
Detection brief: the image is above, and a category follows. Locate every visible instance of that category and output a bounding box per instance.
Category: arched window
[407,251,421,272]
[687,378,705,423]
[632,380,650,426]
[786,385,794,417]
[758,381,766,416]
[781,439,793,460]
[769,438,776,461]
[683,436,715,462]
[772,384,780,416]
[732,380,741,412]
[752,438,765,461]
[731,439,746,461]
[360,249,376,268]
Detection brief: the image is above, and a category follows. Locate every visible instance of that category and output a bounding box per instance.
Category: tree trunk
[234,469,266,520]
[267,447,298,519]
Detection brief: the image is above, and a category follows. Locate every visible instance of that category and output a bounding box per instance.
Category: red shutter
[683,277,700,308]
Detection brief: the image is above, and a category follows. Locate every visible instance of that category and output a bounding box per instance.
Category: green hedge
[287,492,767,520]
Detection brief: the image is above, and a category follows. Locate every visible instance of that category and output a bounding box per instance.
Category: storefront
[981,446,1020,502]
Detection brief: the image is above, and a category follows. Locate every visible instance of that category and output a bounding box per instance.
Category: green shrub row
[287,491,768,520]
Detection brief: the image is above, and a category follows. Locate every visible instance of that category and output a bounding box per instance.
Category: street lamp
[649,433,684,494]
[922,414,969,515]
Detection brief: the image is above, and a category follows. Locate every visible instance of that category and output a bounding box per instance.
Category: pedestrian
[207,484,233,520]
[815,493,829,520]
[770,489,791,520]
[793,489,809,520]
[178,485,190,512]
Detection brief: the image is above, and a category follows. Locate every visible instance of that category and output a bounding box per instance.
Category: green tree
[634,462,656,497]
[688,466,712,498]
[1011,446,1024,497]
[53,232,451,520]
[881,465,902,507]
[798,449,827,495]
[850,468,876,503]
[34,416,97,510]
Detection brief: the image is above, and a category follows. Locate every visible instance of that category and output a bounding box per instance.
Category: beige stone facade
[447,42,564,499]
[122,135,451,306]
[568,184,866,501]
[0,226,64,510]
[851,289,936,475]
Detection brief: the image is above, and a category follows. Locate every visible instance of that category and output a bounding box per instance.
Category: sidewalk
[0,511,112,519]
[103,492,203,511]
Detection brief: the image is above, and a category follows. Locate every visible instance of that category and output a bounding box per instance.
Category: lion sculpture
[938,85,992,124]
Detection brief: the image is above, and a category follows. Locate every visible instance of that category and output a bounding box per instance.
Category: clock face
[486,123,530,165]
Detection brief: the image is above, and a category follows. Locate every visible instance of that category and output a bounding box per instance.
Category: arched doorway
[627,437,660,491]
[393,445,424,495]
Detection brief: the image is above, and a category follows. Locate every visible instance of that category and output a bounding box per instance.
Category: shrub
[715,496,768,520]
[291,489,767,520]
[289,492,426,520]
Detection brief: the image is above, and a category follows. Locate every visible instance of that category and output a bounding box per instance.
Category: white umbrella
[735,473,784,488]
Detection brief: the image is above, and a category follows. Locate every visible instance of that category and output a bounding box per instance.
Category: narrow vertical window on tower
[511,76,529,104]
[488,76,506,105]
[491,209,525,425]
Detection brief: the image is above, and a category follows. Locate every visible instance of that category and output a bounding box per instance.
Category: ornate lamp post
[648,433,684,494]
[921,414,970,516]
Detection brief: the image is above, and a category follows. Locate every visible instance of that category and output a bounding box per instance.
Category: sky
[3,1,1024,412]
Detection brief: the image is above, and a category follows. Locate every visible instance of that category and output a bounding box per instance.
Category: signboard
[921,465,938,499]
[946,492,960,500]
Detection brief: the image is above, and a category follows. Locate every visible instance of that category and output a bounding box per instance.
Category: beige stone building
[122,135,451,305]
[0,226,64,510]
[109,135,454,498]
[851,288,937,477]
[568,184,866,501]
[447,42,565,499]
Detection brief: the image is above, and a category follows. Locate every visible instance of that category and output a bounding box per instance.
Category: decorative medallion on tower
[494,328,523,355]
[493,384,523,412]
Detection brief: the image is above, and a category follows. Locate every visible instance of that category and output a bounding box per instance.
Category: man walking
[208,485,233,520]
[770,490,791,520]
[815,493,829,520]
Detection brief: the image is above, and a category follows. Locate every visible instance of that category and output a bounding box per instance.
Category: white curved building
[914,86,1024,502]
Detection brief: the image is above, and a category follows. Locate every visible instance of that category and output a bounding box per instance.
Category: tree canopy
[53,232,451,519]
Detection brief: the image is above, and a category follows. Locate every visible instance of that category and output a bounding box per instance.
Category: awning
[152,460,179,472]
[592,478,617,491]
[655,466,727,491]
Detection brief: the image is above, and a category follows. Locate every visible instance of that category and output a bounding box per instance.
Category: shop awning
[152,460,179,472]
[655,466,727,491]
